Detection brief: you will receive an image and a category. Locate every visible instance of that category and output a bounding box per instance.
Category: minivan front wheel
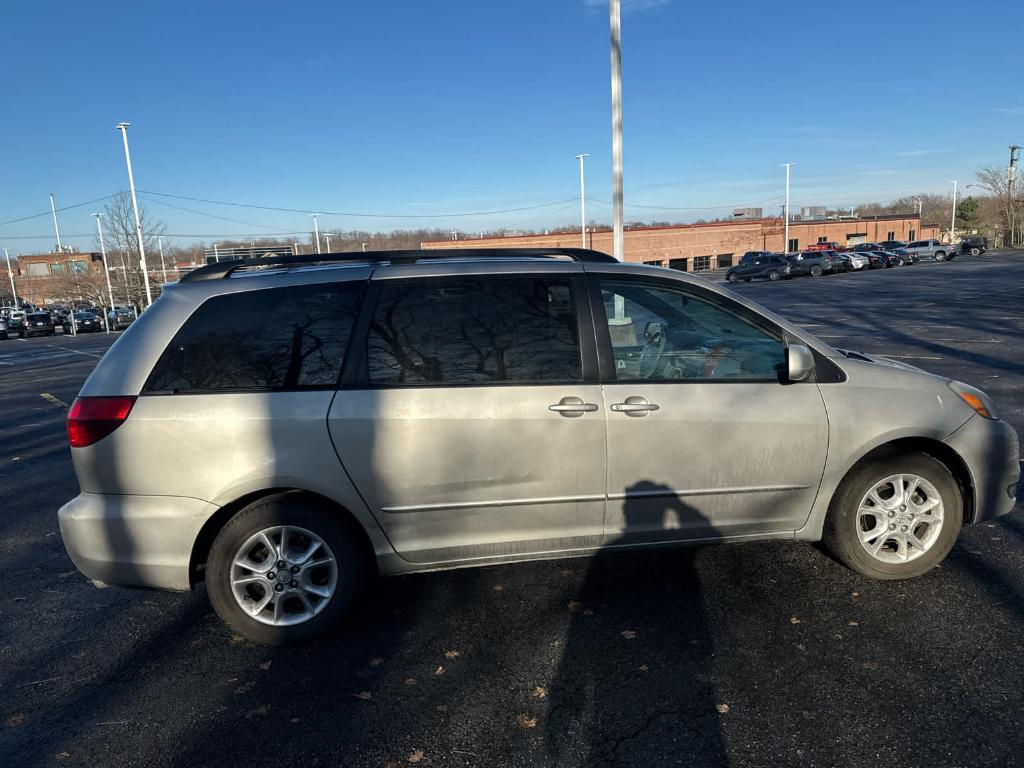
[823,453,962,580]
[207,495,361,644]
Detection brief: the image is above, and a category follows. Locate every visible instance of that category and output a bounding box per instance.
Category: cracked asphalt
[2,252,1023,767]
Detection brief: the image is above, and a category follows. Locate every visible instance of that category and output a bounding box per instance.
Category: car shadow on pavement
[543,480,726,766]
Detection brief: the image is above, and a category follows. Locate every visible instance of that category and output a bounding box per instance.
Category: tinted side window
[145,282,362,392]
[366,277,581,386]
[599,278,786,381]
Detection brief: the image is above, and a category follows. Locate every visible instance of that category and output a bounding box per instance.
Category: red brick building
[14,252,105,277]
[423,214,939,272]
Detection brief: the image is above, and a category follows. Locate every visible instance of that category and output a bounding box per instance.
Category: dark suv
[958,236,987,256]
[787,252,836,277]
[725,253,791,282]
[19,312,56,338]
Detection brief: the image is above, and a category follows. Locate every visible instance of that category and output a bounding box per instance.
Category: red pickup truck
[804,241,845,252]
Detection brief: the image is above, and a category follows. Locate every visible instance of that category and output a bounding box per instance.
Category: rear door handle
[610,396,660,416]
[549,396,600,417]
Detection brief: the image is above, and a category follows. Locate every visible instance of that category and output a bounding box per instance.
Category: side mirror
[786,344,815,382]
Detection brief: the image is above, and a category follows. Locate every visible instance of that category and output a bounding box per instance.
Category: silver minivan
[58,248,1020,644]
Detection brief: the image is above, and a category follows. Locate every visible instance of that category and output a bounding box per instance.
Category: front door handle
[549,396,600,417]
[610,396,660,416]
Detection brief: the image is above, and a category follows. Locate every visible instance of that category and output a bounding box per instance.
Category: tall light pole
[1009,145,1020,248]
[782,163,795,252]
[3,248,18,308]
[949,179,958,241]
[157,236,168,283]
[116,122,153,307]
[309,214,321,254]
[92,213,116,333]
[575,153,589,248]
[609,0,624,262]
[362,242,368,252]
[323,232,332,253]
[49,194,64,253]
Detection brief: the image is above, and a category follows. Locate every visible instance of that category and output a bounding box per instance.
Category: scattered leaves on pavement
[638,664,649,673]
[621,629,637,640]
[517,713,539,729]
[6,713,25,727]
[532,686,547,699]
[493,585,505,592]
[259,660,272,671]
[789,616,801,625]
[716,704,730,714]
[408,749,425,763]
[434,666,445,676]
[848,621,859,626]
[444,650,460,659]
[567,600,582,613]
[354,691,372,700]
[404,677,417,686]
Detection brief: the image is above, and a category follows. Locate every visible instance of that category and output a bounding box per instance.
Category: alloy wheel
[856,474,944,564]
[230,525,338,626]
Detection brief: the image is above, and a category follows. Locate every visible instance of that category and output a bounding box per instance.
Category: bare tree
[96,192,167,307]
[974,166,1020,246]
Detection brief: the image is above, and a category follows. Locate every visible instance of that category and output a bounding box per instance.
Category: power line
[138,194,292,232]
[136,189,579,219]
[0,193,122,227]
[586,195,786,211]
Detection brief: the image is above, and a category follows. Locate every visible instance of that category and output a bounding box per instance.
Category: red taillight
[67,396,137,448]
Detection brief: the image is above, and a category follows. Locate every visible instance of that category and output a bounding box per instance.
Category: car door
[591,273,829,543]
[328,268,607,565]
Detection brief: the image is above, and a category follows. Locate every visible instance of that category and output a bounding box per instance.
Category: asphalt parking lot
[2,252,1023,768]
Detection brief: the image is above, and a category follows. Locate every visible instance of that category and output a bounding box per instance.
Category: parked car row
[724,242,945,283]
[1,303,137,338]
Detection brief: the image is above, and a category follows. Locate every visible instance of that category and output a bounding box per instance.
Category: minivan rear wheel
[207,494,361,644]
[823,452,962,580]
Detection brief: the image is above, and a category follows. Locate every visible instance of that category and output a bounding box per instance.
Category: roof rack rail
[178,247,617,283]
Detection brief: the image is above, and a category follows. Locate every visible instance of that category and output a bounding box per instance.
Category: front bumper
[58,492,218,590]
[944,415,1020,523]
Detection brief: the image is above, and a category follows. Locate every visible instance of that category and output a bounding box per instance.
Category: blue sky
[1,0,1021,252]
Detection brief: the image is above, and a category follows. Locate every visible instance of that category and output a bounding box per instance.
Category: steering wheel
[638,326,668,378]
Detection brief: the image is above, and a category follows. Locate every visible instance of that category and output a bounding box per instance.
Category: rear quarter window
[144,282,363,393]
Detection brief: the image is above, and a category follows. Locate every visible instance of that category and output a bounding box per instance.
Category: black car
[867,250,900,268]
[787,251,836,277]
[958,236,987,256]
[19,312,56,338]
[850,242,884,253]
[725,253,791,282]
[889,248,919,266]
[827,252,857,272]
[877,240,908,250]
[62,311,102,334]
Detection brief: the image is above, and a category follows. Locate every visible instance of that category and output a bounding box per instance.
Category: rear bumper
[58,492,217,590]
[944,416,1020,523]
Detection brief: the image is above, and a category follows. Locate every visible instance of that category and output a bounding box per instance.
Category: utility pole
[116,122,153,307]
[92,213,116,333]
[309,214,321,254]
[782,163,795,252]
[949,179,958,242]
[3,248,18,308]
[609,0,624,262]
[157,236,167,283]
[49,194,64,253]
[323,232,332,253]
[1009,145,1020,248]
[213,243,220,263]
[575,153,589,248]
[362,242,368,252]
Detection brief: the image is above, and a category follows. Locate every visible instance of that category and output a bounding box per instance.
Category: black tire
[809,265,823,277]
[726,272,739,283]
[970,248,980,256]
[823,452,962,580]
[768,269,781,281]
[934,251,946,262]
[896,257,905,266]
[206,494,363,645]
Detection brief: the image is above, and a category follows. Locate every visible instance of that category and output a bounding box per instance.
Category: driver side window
[599,278,786,381]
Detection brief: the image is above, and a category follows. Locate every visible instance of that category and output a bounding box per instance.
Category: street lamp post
[157,236,168,283]
[782,163,795,252]
[362,242,368,252]
[950,179,958,241]
[309,214,321,255]
[92,213,116,333]
[116,122,153,307]
[323,232,332,253]
[3,248,18,308]
[575,153,589,248]
[609,0,624,262]
[49,194,64,253]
